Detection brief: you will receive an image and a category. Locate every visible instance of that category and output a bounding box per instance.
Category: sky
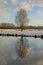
[0,0,43,26]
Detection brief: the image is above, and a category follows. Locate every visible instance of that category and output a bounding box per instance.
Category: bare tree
[15,8,29,31]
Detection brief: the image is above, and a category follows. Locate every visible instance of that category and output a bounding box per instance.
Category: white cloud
[16,0,43,12]
[20,2,31,10]
[18,2,31,11]
[2,0,9,9]
[0,0,9,14]
[3,0,8,7]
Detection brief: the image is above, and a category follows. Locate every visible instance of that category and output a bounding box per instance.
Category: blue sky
[0,0,43,26]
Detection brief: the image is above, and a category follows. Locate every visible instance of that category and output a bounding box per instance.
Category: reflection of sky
[0,36,43,64]
[0,37,43,52]
[28,38,43,51]
[0,37,43,55]
[0,0,43,25]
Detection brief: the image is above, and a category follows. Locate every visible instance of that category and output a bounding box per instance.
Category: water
[0,29,43,35]
[0,30,43,65]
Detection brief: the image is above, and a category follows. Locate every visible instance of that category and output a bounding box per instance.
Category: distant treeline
[0,23,15,29]
[0,23,43,30]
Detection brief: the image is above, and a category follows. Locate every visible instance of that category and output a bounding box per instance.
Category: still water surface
[0,36,43,65]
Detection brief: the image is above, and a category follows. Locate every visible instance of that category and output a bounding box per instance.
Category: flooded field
[0,30,43,65]
[0,29,43,35]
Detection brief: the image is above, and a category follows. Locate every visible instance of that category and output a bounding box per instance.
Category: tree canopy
[15,8,29,27]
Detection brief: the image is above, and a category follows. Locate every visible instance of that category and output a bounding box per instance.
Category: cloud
[17,2,31,11]
[0,0,9,14]
[0,0,8,7]
[31,0,43,8]
[11,0,17,4]
[37,0,43,7]
[37,10,43,16]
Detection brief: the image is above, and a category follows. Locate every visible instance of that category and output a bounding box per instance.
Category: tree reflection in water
[16,37,29,58]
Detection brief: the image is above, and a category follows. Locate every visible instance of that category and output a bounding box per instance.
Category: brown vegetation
[0,23,43,30]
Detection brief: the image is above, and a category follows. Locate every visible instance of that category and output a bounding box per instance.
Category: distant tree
[15,8,29,31]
